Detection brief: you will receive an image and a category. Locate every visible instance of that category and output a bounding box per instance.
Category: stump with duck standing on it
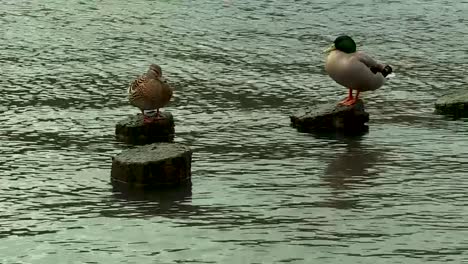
[111,64,192,190]
[115,111,175,145]
[290,99,369,134]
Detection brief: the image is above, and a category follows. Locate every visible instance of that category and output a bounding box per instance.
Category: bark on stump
[111,143,192,189]
[290,100,369,133]
[115,112,175,144]
[435,90,468,118]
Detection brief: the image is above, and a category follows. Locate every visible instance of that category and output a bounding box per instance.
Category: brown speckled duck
[324,35,393,106]
[128,64,173,123]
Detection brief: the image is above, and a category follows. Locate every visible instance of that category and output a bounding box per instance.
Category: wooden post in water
[290,100,369,134]
[115,111,175,145]
[112,111,193,190]
[111,143,192,189]
[435,90,468,118]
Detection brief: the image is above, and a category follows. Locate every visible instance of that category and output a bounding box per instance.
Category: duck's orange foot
[338,97,352,105]
[339,97,358,106]
[142,109,166,124]
[143,116,154,124]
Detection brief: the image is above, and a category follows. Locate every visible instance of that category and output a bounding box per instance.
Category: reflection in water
[109,183,193,218]
[324,138,382,190]
[110,184,285,231]
[320,134,385,209]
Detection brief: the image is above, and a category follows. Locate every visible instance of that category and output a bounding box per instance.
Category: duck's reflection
[107,182,193,217]
[324,139,382,190]
[107,183,270,229]
[314,132,385,209]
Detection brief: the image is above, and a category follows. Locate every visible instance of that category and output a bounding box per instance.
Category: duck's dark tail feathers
[381,65,393,77]
[370,65,393,77]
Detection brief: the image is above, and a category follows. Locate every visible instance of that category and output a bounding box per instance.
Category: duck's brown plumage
[128,64,173,113]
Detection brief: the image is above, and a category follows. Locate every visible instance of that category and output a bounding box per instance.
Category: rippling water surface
[1,0,468,263]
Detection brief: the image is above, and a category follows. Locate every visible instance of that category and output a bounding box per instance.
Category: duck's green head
[324,35,357,54]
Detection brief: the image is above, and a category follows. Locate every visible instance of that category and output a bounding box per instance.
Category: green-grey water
[1,0,467,263]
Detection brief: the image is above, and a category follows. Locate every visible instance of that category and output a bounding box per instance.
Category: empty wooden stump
[115,112,175,144]
[111,143,192,189]
[290,100,369,133]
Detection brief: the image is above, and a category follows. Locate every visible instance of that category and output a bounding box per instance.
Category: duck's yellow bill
[323,44,336,53]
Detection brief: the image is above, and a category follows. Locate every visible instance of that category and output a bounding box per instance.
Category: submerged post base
[435,90,468,118]
[290,100,369,133]
[115,112,175,144]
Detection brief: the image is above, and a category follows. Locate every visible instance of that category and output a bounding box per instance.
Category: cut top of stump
[114,143,190,165]
[435,90,468,118]
[290,99,369,133]
[115,112,175,144]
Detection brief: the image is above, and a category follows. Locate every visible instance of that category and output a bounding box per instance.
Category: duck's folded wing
[355,51,385,73]
[129,75,147,94]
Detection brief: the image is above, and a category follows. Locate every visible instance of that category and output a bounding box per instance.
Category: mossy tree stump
[111,143,192,188]
[115,112,175,144]
[290,100,369,133]
[435,90,468,118]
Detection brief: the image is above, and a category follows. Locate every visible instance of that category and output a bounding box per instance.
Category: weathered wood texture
[290,100,369,133]
[115,112,175,144]
[111,143,192,188]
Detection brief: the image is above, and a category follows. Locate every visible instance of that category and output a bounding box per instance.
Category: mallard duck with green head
[324,35,393,106]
